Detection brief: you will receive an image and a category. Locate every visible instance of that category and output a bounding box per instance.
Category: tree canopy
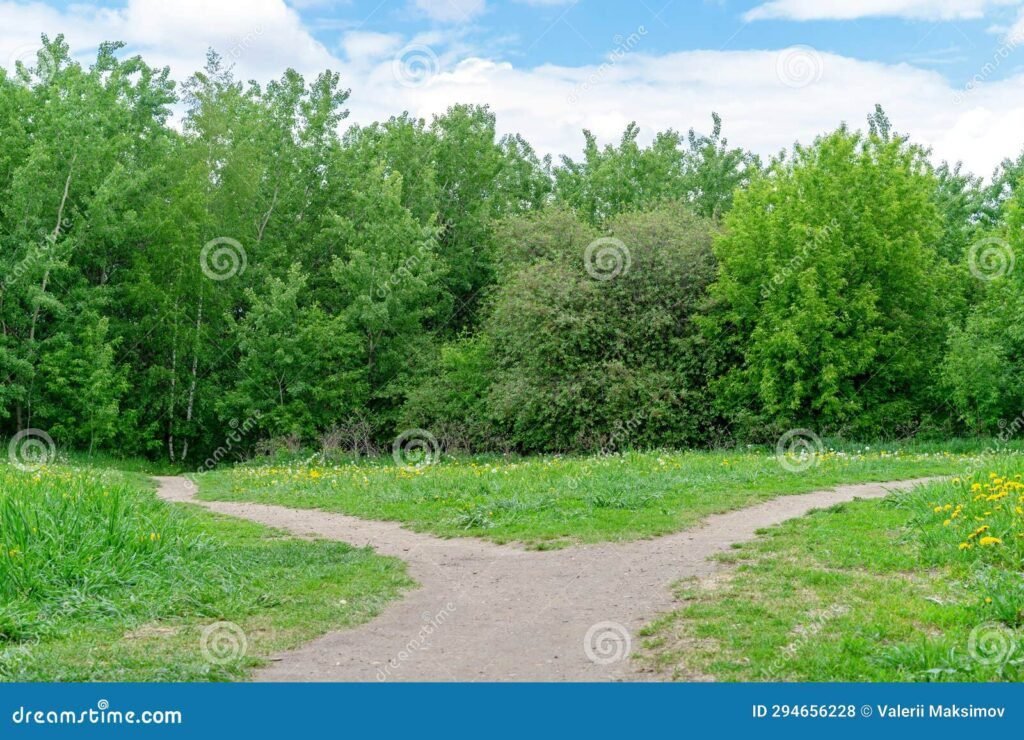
[2,36,1022,462]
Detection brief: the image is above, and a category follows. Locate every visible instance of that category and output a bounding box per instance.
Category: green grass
[635,465,1024,681]
[197,440,1024,547]
[54,448,187,476]
[0,463,412,681]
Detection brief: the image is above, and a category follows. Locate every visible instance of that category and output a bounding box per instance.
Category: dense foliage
[706,118,957,439]
[2,37,1023,463]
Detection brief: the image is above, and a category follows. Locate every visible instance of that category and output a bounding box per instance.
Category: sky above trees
[3,0,1024,173]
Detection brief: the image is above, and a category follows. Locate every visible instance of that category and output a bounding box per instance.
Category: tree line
[2,35,1022,463]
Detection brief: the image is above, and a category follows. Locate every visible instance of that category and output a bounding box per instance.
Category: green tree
[324,165,449,430]
[941,173,1024,431]
[225,265,364,437]
[706,124,954,438]
[0,36,173,439]
[36,313,127,452]
[553,115,757,224]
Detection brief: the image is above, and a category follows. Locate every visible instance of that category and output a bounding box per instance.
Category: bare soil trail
[155,475,934,682]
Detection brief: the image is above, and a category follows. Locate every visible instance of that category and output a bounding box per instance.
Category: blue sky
[5,0,1024,175]
[292,0,1024,84]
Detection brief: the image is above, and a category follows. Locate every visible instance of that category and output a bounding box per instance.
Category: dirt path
[155,475,934,682]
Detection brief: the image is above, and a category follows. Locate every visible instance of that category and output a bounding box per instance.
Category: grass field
[0,463,412,681]
[636,465,1024,681]
[6,440,1023,682]
[197,441,1022,547]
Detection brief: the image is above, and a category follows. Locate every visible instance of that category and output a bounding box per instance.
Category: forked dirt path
[155,476,935,682]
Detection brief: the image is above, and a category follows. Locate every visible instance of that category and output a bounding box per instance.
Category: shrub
[482,203,721,452]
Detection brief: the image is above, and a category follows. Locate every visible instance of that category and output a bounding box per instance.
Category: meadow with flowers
[198,442,1023,547]
[4,442,1024,681]
[0,462,411,681]
[637,465,1024,681]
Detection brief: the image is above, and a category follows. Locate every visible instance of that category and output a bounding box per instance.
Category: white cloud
[341,31,403,61]
[347,45,1024,177]
[0,0,335,81]
[745,0,1021,22]
[1004,6,1024,39]
[4,0,1024,177]
[411,0,486,23]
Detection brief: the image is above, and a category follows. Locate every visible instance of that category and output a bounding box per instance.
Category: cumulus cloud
[340,30,403,61]
[744,0,1021,22]
[358,47,1024,176]
[3,0,1024,177]
[0,0,335,80]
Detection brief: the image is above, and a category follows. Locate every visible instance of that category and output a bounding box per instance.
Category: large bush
[706,125,955,439]
[471,203,720,452]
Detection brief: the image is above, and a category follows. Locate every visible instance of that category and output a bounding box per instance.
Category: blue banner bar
[1,683,1021,739]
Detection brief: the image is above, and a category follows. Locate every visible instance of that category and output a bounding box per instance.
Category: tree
[36,313,126,452]
[225,265,364,437]
[323,165,449,429]
[706,123,954,438]
[0,36,174,440]
[941,170,1024,432]
[553,115,757,225]
[933,161,985,263]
